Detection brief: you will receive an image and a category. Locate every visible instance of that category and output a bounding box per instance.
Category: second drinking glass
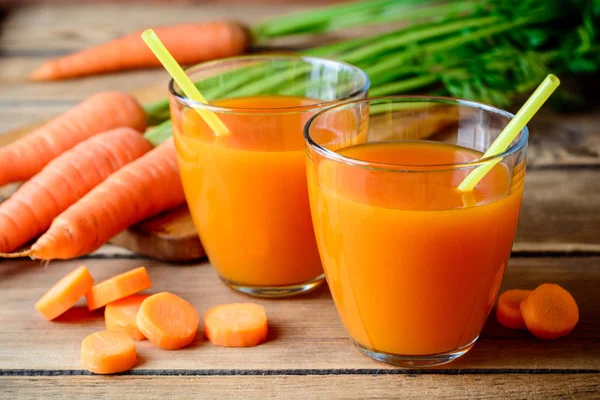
[169,55,370,297]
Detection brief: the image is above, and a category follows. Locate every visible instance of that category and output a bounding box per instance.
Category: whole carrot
[30,22,250,81]
[15,139,185,260]
[0,128,152,253]
[0,92,146,187]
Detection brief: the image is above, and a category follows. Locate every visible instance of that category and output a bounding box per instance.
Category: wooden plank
[514,169,600,253]
[2,374,599,399]
[528,109,600,168]
[0,63,169,101]
[0,256,598,371]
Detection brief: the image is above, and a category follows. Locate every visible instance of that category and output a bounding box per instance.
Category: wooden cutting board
[0,83,205,262]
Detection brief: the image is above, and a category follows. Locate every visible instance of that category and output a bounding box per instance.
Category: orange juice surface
[173,95,323,287]
[307,141,524,355]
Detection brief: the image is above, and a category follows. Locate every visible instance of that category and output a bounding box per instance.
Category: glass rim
[168,55,371,115]
[304,95,529,172]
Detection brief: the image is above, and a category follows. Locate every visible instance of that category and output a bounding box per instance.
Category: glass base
[220,274,325,298]
[353,336,478,368]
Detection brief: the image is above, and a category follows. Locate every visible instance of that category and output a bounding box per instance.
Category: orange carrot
[520,283,579,340]
[0,128,151,253]
[19,139,185,260]
[0,92,146,187]
[105,294,150,341]
[86,267,152,311]
[30,22,250,81]
[496,289,532,330]
[34,265,94,321]
[204,303,268,347]
[136,292,199,350]
[81,330,137,374]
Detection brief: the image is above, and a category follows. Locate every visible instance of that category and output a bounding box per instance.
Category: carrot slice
[35,265,94,320]
[81,330,137,374]
[105,294,150,341]
[86,267,151,311]
[136,292,199,350]
[520,283,579,340]
[496,289,532,330]
[204,303,268,347]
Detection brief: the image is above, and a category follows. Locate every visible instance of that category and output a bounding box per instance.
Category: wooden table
[1,3,599,399]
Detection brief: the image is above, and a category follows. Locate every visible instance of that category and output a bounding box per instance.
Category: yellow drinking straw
[141,29,230,136]
[458,74,560,192]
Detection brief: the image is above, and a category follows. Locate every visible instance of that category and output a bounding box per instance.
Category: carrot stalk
[30,22,250,81]
[20,139,184,260]
[0,128,152,253]
[86,267,152,311]
[136,292,199,350]
[35,265,94,321]
[496,289,532,330]
[81,330,137,374]
[520,283,579,340]
[105,294,150,341]
[0,92,146,187]
[204,303,268,347]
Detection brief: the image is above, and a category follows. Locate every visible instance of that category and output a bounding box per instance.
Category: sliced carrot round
[35,265,94,320]
[496,289,532,330]
[520,283,579,340]
[81,330,137,374]
[105,294,150,341]
[86,267,151,311]
[136,292,199,350]
[204,303,268,347]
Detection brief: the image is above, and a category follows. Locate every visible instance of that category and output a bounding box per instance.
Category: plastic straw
[141,29,230,136]
[458,74,560,192]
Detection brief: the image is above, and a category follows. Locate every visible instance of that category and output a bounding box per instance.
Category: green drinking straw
[141,29,230,136]
[458,74,560,192]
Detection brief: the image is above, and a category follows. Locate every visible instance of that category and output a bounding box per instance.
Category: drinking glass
[305,96,527,366]
[170,55,370,297]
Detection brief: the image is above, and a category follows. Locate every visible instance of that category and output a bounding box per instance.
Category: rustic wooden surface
[0,3,599,399]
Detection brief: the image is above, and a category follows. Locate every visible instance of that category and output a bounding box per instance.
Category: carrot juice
[173,95,325,288]
[169,56,369,297]
[307,140,525,358]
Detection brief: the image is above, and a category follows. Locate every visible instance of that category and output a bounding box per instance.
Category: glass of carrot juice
[169,55,370,297]
[305,97,527,367]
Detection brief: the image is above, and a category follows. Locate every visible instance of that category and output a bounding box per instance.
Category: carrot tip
[0,249,34,258]
[29,63,56,81]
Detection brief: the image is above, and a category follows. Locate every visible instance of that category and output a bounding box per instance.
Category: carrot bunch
[0,90,188,260]
[496,284,579,340]
[36,265,269,374]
